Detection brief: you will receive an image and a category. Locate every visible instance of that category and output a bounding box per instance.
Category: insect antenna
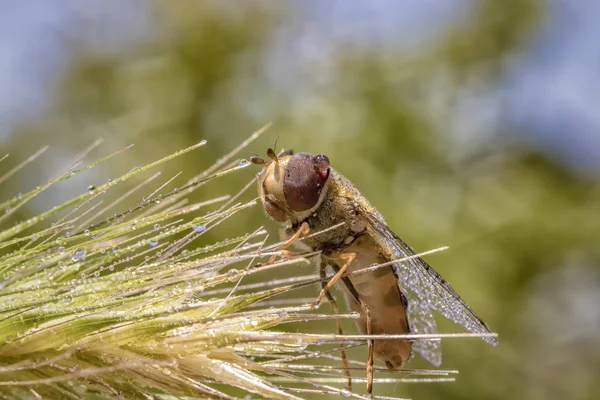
[273,132,281,152]
[250,155,266,165]
[266,147,278,164]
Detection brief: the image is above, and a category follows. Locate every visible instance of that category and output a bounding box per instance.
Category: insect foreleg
[266,221,310,264]
[319,262,352,391]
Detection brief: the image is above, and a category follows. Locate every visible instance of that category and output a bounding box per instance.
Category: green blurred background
[1,1,599,399]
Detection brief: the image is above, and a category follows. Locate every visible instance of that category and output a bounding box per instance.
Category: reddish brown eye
[283,153,330,212]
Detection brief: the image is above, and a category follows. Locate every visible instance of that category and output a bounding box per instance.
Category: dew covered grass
[0,126,481,400]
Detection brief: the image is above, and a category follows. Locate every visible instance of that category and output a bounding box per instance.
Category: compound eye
[283,153,330,212]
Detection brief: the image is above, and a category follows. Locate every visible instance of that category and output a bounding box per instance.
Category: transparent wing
[404,287,442,366]
[361,209,498,364]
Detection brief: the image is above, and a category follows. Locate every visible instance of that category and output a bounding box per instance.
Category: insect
[250,148,497,395]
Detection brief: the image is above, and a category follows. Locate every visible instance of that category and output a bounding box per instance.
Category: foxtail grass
[0,126,492,400]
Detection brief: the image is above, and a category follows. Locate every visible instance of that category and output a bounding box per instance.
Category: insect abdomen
[329,234,412,368]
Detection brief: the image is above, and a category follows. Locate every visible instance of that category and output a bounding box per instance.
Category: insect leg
[312,252,356,308]
[319,261,352,391]
[267,221,309,264]
[336,275,374,396]
[364,302,374,395]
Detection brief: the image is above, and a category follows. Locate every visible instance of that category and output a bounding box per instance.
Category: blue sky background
[1,0,599,174]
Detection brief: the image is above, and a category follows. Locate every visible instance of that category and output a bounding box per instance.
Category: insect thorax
[288,187,364,253]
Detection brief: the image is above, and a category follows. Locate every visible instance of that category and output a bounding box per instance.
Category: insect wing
[405,292,443,366]
[359,208,497,364]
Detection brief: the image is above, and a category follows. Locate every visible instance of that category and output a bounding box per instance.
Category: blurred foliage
[1,1,598,399]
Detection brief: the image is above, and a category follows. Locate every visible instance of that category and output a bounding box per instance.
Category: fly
[250,148,497,395]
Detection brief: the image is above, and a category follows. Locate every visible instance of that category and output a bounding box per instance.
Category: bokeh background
[1,1,599,399]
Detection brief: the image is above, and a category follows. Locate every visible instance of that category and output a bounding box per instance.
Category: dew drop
[192,224,206,233]
[84,230,90,236]
[340,388,351,397]
[149,240,158,247]
[239,159,250,167]
[57,246,66,254]
[72,249,86,261]
[209,362,223,375]
[153,224,160,230]
[227,269,240,282]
